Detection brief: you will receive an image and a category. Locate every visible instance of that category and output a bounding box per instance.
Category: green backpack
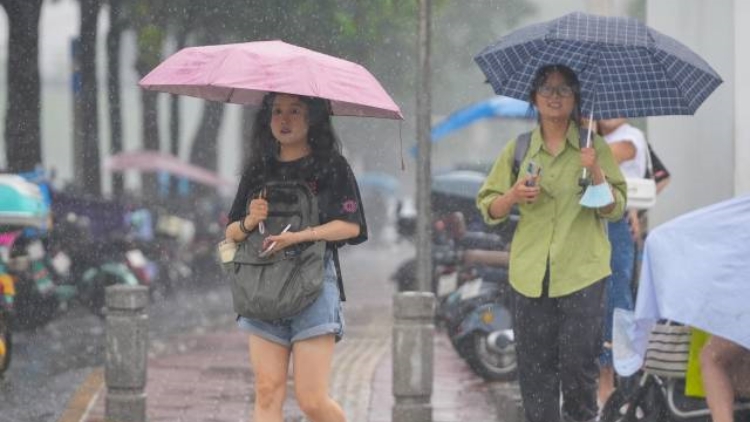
[227,180,326,321]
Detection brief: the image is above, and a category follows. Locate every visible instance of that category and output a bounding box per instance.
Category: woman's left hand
[261,231,300,255]
[580,147,599,171]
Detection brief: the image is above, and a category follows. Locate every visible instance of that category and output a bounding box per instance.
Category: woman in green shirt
[477,64,626,422]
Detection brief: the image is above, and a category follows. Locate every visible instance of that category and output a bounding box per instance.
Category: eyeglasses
[537,85,574,98]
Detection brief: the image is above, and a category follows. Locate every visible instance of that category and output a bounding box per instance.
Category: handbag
[643,320,692,378]
[223,180,326,321]
[625,143,657,210]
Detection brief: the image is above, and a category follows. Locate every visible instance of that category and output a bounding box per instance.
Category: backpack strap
[512,131,532,182]
[332,247,346,301]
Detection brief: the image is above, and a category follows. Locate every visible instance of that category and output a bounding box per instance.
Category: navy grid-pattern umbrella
[474,12,722,119]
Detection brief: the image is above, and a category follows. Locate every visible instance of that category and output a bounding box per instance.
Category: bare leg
[249,335,291,422]
[292,334,346,422]
[598,365,615,407]
[700,336,744,422]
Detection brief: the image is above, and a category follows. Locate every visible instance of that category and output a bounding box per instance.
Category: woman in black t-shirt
[225,93,366,422]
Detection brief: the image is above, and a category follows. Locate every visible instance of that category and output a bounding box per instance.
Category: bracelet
[239,216,252,234]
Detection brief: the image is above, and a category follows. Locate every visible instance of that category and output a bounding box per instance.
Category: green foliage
[430,0,536,114]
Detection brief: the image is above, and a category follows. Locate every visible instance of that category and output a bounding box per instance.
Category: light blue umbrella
[475,11,722,119]
[431,96,534,142]
[410,96,534,157]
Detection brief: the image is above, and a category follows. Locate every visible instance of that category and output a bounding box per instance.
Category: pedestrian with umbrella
[473,11,722,422]
[477,63,626,422]
[140,40,402,421]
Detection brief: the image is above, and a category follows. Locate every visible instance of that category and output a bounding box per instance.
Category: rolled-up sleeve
[477,141,515,225]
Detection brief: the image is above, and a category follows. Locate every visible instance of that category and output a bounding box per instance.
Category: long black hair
[241,93,342,185]
[528,64,582,125]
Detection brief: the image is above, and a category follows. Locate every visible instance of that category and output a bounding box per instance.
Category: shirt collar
[529,122,584,154]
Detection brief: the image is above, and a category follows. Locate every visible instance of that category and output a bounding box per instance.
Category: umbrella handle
[579,174,591,188]
[579,109,595,187]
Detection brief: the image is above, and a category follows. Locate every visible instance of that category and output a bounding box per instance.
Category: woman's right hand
[245,197,268,229]
[510,176,541,204]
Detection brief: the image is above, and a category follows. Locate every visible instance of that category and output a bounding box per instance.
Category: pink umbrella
[138,40,403,120]
[103,151,235,190]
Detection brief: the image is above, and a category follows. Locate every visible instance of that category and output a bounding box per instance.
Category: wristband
[239,216,252,234]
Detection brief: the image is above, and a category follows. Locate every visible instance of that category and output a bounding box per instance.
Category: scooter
[45,217,141,318]
[0,174,50,369]
[441,263,517,382]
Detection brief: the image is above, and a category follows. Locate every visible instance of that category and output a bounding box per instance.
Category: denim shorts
[236,250,344,347]
[600,217,636,365]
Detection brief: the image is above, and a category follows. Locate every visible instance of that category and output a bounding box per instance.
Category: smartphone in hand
[525,161,541,187]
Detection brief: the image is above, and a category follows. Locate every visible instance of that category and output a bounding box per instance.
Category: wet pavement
[0,279,233,422]
[1,243,517,422]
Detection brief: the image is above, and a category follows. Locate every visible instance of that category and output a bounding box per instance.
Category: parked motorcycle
[0,174,50,371]
[45,214,141,318]
[438,233,518,382]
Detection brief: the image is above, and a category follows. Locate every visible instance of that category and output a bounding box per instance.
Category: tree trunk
[140,90,160,199]
[167,28,189,201]
[241,106,255,166]
[189,101,225,171]
[106,0,125,196]
[77,0,103,195]
[133,0,166,201]
[188,101,225,199]
[1,0,43,173]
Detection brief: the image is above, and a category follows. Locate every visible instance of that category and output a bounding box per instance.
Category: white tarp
[614,194,750,376]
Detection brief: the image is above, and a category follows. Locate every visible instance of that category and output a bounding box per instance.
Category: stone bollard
[105,285,149,422]
[392,291,436,422]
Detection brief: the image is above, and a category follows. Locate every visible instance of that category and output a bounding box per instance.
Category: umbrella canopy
[139,40,403,120]
[475,11,722,119]
[431,96,535,142]
[103,151,234,190]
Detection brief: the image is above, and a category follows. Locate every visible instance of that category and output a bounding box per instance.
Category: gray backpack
[227,180,326,320]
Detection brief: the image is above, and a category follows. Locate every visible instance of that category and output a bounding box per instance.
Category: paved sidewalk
[62,317,507,421]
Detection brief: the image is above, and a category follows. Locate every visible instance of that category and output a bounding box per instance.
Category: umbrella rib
[225,88,235,103]
[648,51,692,112]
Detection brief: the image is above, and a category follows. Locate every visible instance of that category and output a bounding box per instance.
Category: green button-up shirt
[477,123,627,298]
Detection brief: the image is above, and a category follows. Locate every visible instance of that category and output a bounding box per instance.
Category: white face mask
[579,181,614,208]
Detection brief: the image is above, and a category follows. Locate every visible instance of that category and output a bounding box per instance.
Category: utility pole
[392,1,435,421]
[415,0,433,294]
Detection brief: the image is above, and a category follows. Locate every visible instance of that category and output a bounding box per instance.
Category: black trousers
[513,276,605,422]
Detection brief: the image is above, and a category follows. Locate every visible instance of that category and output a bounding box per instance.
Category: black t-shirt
[227,153,368,246]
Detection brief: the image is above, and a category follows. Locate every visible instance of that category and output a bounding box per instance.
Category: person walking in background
[594,118,649,406]
[631,143,671,244]
[477,64,626,422]
[224,93,367,422]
